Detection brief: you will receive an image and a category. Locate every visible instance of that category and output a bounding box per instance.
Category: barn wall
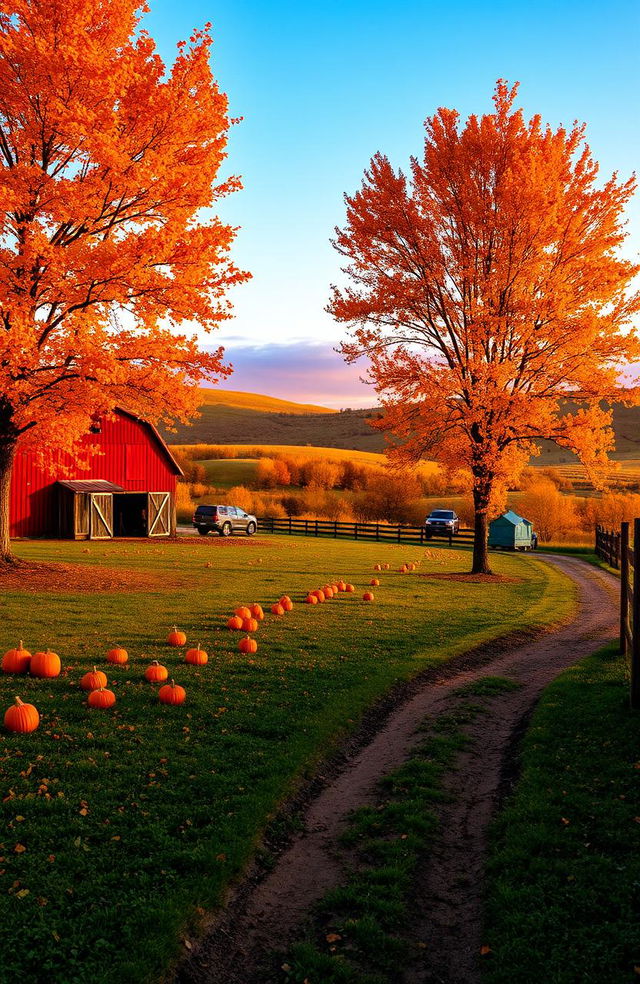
[10,412,178,538]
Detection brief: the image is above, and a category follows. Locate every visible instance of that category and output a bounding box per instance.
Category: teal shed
[488,510,534,550]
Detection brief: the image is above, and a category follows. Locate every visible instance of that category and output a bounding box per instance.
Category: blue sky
[146,0,640,408]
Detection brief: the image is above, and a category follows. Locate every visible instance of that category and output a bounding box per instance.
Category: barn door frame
[147,492,171,537]
[89,493,114,540]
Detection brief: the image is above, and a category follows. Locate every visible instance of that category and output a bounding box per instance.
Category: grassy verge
[483,642,640,983]
[0,539,573,983]
[279,677,521,984]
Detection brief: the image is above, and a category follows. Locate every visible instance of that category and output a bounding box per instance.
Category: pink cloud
[207,340,376,409]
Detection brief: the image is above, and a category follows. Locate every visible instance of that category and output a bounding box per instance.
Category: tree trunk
[471,507,492,574]
[471,459,493,574]
[0,400,18,565]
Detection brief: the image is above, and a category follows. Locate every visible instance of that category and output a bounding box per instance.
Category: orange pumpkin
[238,636,258,654]
[81,666,107,691]
[2,641,32,675]
[363,591,375,602]
[30,649,61,678]
[374,564,382,571]
[370,578,380,587]
[279,597,293,612]
[322,586,334,599]
[250,604,264,621]
[234,606,252,620]
[241,616,259,633]
[345,584,355,593]
[107,647,129,664]
[227,615,243,630]
[304,594,318,605]
[337,580,346,592]
[383,563,390,570]
[158,680,186,705]
[4,696,39,733]
[185,646,208,666]
[271,603,285,616]
[88,687,116,709]
[312,589,325,603]
[144,660,168,683]
[330,584,339,593]
[167,628,187,647]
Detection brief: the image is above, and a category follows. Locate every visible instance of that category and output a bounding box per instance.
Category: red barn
[10,408,183,540]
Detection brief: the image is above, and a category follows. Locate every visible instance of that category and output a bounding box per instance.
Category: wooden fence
[595,523,621,569]
[257,516,475,548]
[620,519,640,709]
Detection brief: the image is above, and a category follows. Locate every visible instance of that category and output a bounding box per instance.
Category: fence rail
[257,516,475,547]
[595,523,621,569]
[620,519,640,709]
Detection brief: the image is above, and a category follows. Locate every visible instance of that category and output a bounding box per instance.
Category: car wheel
[197,528,209,536]
[221,522,232,537]
[246,522,256,536]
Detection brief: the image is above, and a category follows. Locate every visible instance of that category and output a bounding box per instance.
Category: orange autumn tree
[0,0,249,562]
[329,81,640,574]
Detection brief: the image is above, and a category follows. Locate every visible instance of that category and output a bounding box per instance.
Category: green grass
[483,642,640,984]
[280,710,469,984]
[199,457,261,488]
[280,677,523,984]
[0,539,573,983]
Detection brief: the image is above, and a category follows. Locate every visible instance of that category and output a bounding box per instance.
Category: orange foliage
[329,81,640,571]
[0,0,249,556]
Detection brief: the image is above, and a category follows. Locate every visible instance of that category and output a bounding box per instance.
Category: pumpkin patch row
[3,558,422,735]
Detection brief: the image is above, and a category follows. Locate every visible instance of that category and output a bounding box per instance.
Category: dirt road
[175,555,618,984]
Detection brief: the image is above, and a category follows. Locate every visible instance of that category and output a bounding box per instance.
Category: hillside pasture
[197,388,335,415]
[0,537,572,984]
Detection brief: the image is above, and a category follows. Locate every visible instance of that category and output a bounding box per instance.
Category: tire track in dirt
[174,556,618,984]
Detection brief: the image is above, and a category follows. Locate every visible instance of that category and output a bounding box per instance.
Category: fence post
[621,523,629,657]
[632,518,640,710]
[376,523,379,542]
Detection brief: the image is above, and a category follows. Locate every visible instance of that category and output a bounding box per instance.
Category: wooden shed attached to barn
[10,409,183,540]
[488,510,534,550]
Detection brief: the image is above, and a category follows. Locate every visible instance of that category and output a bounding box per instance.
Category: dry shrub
[300,459,341,489]
[225,485,255,513]
[255,458,278,489]
[189,482,208,499]
[518,479,580,542]
[579,492,640,530]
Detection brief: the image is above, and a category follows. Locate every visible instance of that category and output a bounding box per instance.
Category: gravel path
[174,555,618,984]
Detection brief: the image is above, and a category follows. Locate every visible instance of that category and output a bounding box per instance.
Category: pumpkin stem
[14,696,23,706]
[170,678,176,687]
[18,640,24,650]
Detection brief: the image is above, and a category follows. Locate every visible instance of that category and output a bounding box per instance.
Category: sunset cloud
[208,340,376,409]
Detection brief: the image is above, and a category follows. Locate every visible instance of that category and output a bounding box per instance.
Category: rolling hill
[197,388,336,415]
[163,391,640,464]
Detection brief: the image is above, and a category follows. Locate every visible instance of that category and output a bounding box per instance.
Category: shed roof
[58,480,125,494]
[497,510,527,526]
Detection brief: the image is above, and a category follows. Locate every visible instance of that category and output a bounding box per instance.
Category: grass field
[483,642,640,983]
[0,537,573,984]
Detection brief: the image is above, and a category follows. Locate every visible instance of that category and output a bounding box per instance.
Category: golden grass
[197,388,335,415]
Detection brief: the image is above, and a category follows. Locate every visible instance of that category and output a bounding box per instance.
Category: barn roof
[58,480,125,493]
[112,408,183,476]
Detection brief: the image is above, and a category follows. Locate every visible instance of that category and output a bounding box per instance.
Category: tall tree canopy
[0,0,248,560]
[329,81,640,573]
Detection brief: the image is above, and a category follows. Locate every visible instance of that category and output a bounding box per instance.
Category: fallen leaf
[480,945,492,956]
[326,933,342,943]
[14,844,26,854]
